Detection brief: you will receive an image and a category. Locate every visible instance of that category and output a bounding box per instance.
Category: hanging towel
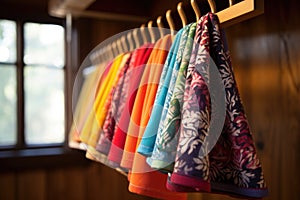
[79,55,124,146]
[96,52,133,155]
[167,12,268,199]
[120,35,172,169]
[137,24,191,157]
[112,35,186,200]
[69,64,105,149]
[148,22,197,172]
[82,52,132,167]
[77,61,113,146]
[107,43,154,165]
[86,53,131,148]
[127,34,187,200]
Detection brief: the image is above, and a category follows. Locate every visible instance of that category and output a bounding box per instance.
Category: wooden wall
[1,0,299,200]
[0,162,155,200]
[224,0,300,199]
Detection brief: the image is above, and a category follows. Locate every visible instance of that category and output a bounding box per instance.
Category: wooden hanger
[121,35,128,52]
[126,31,135,51]
[117,38,124,54]
[132,28,141,48]
[100,48,108,64]
[105,45,113,61]
[140,24,149,44]
[148,20,156,43]
[112,41,118,57]
[191,0,201,21]
[166,10,176,35]
[208,0,217,13]
[156,16,165,38]
[140,24,147,44]
[177,2,188,27]
[95,50,102,64]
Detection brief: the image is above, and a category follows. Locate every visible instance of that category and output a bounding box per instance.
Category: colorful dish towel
[69,12,268,200]
[166,12,268,198]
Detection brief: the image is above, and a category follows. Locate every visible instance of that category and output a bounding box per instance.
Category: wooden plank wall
[0,163,155,200]
[192,0,300,199]
[0,0,299,199]
[224,0,300,199]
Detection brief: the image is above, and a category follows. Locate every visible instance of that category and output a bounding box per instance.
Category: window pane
[0,20,16,63]
[0,65,17,145]
[25,66,65,144]
[24,23,65,68]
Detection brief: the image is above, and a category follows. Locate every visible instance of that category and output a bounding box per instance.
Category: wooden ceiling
[0,0,162,18]
[86,0,153,17]
[0,0,230,26]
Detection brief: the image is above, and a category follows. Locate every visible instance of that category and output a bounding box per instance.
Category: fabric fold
[167,12,268,198]
[107,43,154,165]
[137,28,184,157]
[148,22,197,172]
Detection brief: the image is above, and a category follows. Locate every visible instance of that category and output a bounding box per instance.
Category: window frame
[0,16,88,170]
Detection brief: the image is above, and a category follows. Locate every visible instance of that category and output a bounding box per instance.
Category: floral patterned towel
[167,12,268,198]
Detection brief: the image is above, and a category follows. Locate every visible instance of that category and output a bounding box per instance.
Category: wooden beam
[218,0,264,27]
[48,0,147,22]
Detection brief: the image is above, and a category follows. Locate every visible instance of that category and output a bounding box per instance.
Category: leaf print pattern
[142,24,195,170]
[148,23,197,171]
[162,25,198,144]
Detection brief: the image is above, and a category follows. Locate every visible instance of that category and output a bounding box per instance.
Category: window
[24,23,65,145]
[0,19,65,149]
[0,20,17,146]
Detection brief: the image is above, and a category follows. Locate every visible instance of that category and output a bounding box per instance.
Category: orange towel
[123,34,187,199]
[120,37,170,169]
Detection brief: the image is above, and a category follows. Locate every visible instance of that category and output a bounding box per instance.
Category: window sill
[0,146,91,171]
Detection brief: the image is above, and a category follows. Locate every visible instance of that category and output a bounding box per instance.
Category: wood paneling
[46,166,95,200]
[17,170,47,200]
[0,173,16,200]
[0,163,155,200]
